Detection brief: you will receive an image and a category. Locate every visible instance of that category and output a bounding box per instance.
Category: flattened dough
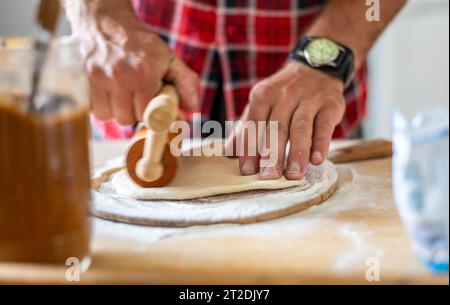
[112,151,306,200]
[91,142,338,227]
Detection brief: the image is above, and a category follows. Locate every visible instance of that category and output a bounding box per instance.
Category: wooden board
[90,160,338,227]
[0,140,448,285]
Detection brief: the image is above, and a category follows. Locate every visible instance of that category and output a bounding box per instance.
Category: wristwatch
[289,36,355,87]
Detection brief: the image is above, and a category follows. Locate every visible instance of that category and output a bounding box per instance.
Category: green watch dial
[305,38,340,65]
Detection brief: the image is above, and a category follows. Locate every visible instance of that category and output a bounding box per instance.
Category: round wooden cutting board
[90,158,338,227]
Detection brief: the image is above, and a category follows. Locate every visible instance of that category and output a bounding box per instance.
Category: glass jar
[0,37,91,268]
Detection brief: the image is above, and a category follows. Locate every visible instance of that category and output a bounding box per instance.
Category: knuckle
[313,124,334,145]
[281,82,299,98]
[332,98,346,113]
[188,71,200,86]
[115,58,129,69]
[87,64,103,78]
[136,59,151,74]
[111,65,126,80]
[313,132,331,144]
[319,95,337,106]
[290,116,312,132]
[313,138,330,148]
[321,107,345,125]
[337,103,346,115]
[250,83,272,105]
[320,93,345,111]
[112,70,136,90]
[136,61,154,78]
[316,120,335,132]
[276,121,289,137]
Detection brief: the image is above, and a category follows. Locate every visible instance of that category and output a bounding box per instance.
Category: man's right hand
[64,0,199,125]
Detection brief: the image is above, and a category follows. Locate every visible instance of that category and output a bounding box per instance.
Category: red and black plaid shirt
[132,0,367,138]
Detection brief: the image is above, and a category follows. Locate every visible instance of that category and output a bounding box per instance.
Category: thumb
[165,57,200,112]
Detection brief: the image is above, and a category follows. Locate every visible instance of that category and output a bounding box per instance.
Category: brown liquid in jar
[0,93,91,264]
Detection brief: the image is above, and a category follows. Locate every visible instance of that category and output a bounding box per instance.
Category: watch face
[305,38,340,65]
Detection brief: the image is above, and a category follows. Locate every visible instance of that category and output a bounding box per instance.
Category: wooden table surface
[0,140,448,284]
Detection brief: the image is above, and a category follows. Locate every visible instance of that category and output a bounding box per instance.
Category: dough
[91,142,338,227]
[112,151,307,200]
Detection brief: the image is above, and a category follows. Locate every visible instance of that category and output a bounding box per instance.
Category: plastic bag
[393,109,449,273]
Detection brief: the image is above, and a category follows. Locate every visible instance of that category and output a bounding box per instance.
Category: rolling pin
[126,85,181,187]
[328,139,392,164]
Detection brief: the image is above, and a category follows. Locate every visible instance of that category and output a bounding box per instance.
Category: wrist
[289,36,355,89]
[285,61,345,93]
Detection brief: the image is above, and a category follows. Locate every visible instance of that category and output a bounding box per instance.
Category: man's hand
[64,0,199,125]
[225,0,406,180]
[226,61,345,180]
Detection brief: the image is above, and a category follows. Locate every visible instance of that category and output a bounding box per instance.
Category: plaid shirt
[92,0,367,139]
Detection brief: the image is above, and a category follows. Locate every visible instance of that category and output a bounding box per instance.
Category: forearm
[61,0,140,34]
[306,0,407,68]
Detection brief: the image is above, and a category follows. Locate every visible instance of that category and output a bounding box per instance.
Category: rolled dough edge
[91,177,338,228]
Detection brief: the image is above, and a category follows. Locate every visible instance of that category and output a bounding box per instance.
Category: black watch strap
[289,36,355,87]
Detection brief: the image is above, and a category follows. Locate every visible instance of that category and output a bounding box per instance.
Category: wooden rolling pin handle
[142,85,179,132]
[135,85,179,182]
[135,132,166,182]
[328,139,393,164]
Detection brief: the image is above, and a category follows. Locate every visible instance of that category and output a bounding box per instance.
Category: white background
[365,0,449,138]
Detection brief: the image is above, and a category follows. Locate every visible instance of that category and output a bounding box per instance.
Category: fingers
[90,87,137,125]
[233,61,346,180]
[259,94,298,180]
[87,61,160,125]
[90,87,112,121]
[238,107,271,176]
[224,106,249,159]
[310,107,342,165]
[110,88,135,125]
[232,82,342,181]
[133,79,162,122]
[87,65,113,121]
[165,57,200,112]
[84,41,181,125]
[131,59,164,121]
[237,85,272,176]
[132,57,199,123]
[81,28,202,126]
[285,103,317,180]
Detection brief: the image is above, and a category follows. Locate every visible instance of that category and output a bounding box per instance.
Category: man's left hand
[226,61,346,180]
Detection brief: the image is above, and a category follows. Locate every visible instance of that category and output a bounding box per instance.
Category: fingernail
[241,160,256,175]
[260,167,280,179]
[286,161,301,174]
[311,151,323,163]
